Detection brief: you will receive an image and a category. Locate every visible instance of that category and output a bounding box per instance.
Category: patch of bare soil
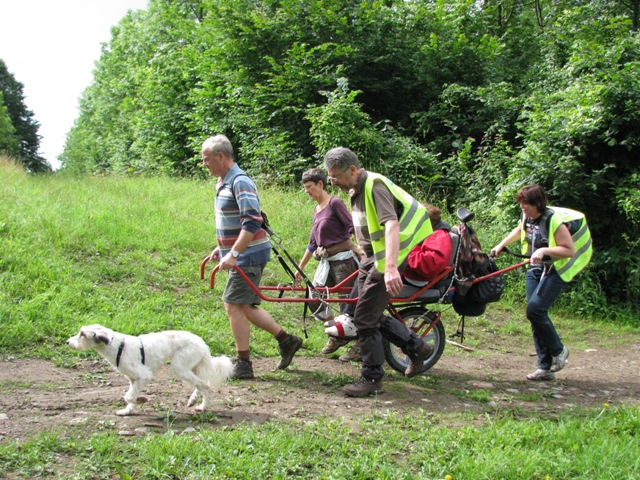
[1,339,639,442]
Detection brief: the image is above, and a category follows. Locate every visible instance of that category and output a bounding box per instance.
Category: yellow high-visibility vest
[363,172,432,272]
[521,206,592,282]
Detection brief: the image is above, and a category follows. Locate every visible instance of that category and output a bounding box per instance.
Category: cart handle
[200,255,211,280]
[202,260,354,303]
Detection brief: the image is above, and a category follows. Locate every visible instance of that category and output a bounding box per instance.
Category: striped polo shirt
[215,164,270,266]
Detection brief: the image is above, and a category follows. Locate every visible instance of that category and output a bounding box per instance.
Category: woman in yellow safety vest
[491,184,592,382]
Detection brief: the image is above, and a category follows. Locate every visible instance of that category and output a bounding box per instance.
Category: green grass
[0,160,319,358]
[0,379,33,391]
[2,159,640,479]
[1,406,639,479]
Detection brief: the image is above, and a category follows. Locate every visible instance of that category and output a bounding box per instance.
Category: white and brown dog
[66,324,234,416]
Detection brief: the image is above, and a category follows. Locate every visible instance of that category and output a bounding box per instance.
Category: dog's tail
[204,356,234,388]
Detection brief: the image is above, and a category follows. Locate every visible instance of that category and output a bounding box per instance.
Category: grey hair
[202,135,234,158]
[323,147,360,171]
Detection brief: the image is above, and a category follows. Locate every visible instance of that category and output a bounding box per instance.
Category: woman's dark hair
[301,168,327,189]
[516,185,547,213]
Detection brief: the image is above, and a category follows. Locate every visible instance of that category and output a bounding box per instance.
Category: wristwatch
[230,249,240,258]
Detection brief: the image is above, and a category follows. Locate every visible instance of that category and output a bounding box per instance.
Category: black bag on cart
[467,254,504,304]
[451,221,504,316]
[452,290,487,316]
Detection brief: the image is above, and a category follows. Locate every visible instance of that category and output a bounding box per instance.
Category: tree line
[12,0,640,309]
[0,60,50,173]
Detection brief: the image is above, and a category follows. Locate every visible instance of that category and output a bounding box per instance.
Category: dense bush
[56,0,640,308]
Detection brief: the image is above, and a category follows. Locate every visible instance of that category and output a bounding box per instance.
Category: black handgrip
[503,247,529,259]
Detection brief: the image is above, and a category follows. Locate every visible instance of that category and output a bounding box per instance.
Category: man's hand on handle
[385,266,403,296]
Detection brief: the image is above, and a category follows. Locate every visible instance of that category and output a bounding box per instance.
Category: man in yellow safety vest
[324,147,434,397]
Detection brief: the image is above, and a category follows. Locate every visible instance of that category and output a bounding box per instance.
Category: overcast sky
[0,0,149,169]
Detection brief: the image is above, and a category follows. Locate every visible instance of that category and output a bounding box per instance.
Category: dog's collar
[115,339,146,368]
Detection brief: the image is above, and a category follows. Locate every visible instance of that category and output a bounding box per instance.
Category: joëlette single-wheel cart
[200,208,528,374]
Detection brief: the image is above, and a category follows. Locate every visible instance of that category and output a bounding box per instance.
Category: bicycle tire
[383,307,446,374]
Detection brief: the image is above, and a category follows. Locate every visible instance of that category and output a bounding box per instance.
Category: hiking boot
[231,358,254,380]
[321,336,351,354]
[343,376,384,397]
[405,342,434,378]
[526,369,555,381]
[339,343,363,363]
[276,334,303,370]
[550,346,570,373]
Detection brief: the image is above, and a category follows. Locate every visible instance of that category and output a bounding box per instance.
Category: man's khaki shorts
[222,264,265,305]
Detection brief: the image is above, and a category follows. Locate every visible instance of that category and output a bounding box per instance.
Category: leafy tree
[62,3,204,175]
[58,0,640,307]
[61,9,158,174]
[0,91,19,154]
[307,78,438,195]
[306,78,383,167]
[0,59,49,172]
[494,8,640,306]
[617,0,640,31]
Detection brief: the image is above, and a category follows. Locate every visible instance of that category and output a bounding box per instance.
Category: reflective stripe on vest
[521,206,592,282]
[363,173,433,272]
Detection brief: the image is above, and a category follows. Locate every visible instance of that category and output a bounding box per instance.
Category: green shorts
[222,264,265,305]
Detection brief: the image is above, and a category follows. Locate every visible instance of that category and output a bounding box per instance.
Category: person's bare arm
[531,224,575,265]
[491,222,523,257]
[383,219,403,296]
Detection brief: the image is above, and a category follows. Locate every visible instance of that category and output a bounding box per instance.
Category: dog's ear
[90,329,111,345]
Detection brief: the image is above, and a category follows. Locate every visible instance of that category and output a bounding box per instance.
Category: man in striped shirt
[202,135,302,379]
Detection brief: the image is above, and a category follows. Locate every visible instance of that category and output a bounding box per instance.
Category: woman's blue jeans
[525,267,567,370]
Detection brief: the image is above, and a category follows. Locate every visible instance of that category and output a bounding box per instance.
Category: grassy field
[1,158,639,479]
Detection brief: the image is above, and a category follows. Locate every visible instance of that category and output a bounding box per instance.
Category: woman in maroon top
[295,168,360,357]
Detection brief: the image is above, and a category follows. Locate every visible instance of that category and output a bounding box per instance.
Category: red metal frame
[199,256,528,305]
[200,255,529,344]
[201,256,456,304]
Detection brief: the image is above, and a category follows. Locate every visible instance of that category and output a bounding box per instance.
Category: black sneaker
[405,342,434,378]
[343,376,384,397]
[231,358,254,379]
[276,335,303,369]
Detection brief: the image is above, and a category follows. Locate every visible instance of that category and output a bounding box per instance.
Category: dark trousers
[341,283,358,317]
[353,256,425,380]
[525,267,567,370]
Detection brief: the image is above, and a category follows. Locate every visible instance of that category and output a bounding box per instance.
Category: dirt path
[1,339,638,441]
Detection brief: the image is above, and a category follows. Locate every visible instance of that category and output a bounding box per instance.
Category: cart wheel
[383,307,445,374]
